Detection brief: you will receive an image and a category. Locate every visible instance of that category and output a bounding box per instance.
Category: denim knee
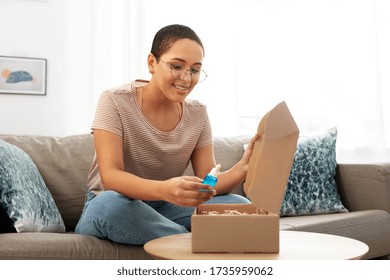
[205,193,251,204]
[75,190,189,245]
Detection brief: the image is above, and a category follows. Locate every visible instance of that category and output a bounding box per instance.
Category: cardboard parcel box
[191,101,299,253]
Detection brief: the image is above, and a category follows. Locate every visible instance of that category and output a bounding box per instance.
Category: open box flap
[244,101,299,214]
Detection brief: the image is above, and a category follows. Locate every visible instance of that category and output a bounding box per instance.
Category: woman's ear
[147,53,156,74]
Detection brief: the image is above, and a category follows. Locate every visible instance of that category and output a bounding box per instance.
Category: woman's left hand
[240,133,261,172]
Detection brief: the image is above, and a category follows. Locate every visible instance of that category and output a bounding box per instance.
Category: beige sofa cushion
[281,209,390,259]
[0,232,150,260]
[0,134,95,230]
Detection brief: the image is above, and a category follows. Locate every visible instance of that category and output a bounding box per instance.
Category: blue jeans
[75,190,250,245]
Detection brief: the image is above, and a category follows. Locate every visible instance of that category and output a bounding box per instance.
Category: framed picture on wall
[0,56,47,96]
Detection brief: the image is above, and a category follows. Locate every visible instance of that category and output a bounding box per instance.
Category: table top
[144,231,369,260]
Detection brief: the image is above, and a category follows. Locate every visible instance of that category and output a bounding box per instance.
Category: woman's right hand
[161,176,216,207]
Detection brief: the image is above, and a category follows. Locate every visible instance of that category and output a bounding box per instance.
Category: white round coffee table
[144,231,369,260]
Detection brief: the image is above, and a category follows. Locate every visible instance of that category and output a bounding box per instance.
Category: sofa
[0,133,389,260]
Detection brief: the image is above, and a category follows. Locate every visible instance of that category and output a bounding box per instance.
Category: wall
[0,0,93,136]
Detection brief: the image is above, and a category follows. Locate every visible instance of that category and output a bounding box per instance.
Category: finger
[198,187,217,196]
[181,180,212,192]
[198,189,213,193]
[247,133,262,150]
[197,183,213,192]
[253,133,262,142]
[181,176,203,183]
[182,187,214,200]
[197,184,215,193]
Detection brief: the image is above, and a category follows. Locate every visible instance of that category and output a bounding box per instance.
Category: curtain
[67,0,390,163]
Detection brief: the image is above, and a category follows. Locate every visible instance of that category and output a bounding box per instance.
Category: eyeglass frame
[156,57,208,83]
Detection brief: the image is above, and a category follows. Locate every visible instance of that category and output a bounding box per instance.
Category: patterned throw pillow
[280,128,348,216]
[0,139,65,232]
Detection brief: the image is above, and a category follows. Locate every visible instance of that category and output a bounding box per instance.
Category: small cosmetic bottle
[202,164,221,187]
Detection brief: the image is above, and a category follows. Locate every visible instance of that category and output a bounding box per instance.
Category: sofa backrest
[0,134,94,231]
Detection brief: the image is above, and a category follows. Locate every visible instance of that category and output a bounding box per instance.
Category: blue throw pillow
[280,128,348,216]
[0,139,65,232]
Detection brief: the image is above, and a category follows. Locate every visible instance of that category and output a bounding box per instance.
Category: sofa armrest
[336,163,390,213]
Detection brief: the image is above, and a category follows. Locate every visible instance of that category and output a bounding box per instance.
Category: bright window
[78,0,390,162]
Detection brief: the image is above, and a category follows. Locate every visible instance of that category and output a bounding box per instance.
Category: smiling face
[148,38,204,103]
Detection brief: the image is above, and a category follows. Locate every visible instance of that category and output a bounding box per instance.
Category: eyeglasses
[158,58,208,83]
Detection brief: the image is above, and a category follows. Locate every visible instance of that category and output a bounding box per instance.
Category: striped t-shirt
[87,80,213,192]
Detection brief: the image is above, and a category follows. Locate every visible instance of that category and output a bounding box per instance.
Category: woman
[75,24,258,245]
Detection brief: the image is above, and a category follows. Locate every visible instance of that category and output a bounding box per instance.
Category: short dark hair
[150,24,204,59]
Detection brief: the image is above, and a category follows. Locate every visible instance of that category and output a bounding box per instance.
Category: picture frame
[0,56,47,96]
